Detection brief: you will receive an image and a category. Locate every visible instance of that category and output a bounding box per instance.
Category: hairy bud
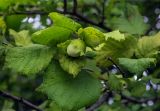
[67,39,86,57]
[78,27,105,48]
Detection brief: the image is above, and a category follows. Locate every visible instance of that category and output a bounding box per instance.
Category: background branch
[73,0,77,14]
[0,9,111,31]
[0,0,111,32]
[100,0,106,25]
[121,94,160,104]
[0,90,42,111]
[86,90,160,111]
[107,57,126,77]
[63,0,67,13]
[86,90,110,111]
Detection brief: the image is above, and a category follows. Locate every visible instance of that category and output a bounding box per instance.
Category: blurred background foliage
[0,0,160,111]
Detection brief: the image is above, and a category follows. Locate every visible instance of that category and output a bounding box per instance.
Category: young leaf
[118,58,156,76]
[96,36,137,67]
[31,26,72,46]
[49,12,81,32]
[136,32,160,58]
[9,29,32,46]
[5,44,53,76]
[38,61,101,111]
[104,30,125,41]
[59,56,86,77]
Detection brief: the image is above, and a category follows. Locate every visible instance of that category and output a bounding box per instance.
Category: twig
[0,90,42,111]
[107,57,126,77]
[86,90,110,111]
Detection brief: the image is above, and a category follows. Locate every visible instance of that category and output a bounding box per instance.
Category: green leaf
[6,15,26,31]
[96,36,137,67]
[47,102,62,111]
[110,5,149,35]
[0,46,5,69]
[0,17,6,33]
[57,40,71,55]
[85,51,97,58]
[0,0,13,10]
[9,29,32,46]
[128,81,146,97]
[83,59,101,77]
[141,76,160,84]
[5,44,53,75]
[0,46,5,56]
[108,74,122,91]
[78,27,105,48]
[2,100,15,111]
[136,32,160,58]
[104,30,125,41]
[40,101,62,111]
[49,12,81,32]
[118,58,156,76]
[59,56,86,77]
[80,0,97,5]
[0,0,36,10]
[31,26,72,46]
[38,61,101,111]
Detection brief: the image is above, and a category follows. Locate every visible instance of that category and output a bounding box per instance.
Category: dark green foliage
[0,0,160,111]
